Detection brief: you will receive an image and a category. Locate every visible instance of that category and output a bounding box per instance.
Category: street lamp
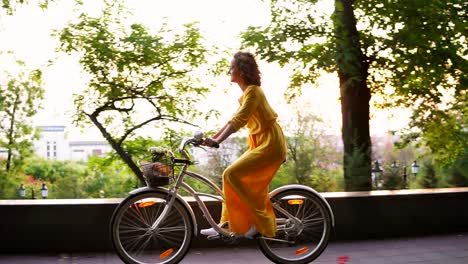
[40,183,49,199]
[390,160,418,189]
[18,184,26,198]
[411,160,420,176]
[372,160,383,188]
[391,161,399,175]
[402,166,408,189]
[18,183,49,199]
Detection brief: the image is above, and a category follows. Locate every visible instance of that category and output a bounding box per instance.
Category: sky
[0,0,411,141]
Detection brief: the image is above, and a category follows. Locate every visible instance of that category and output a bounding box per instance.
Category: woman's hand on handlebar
[201,137,220,148]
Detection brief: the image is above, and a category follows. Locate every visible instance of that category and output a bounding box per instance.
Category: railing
[1,188,467,253]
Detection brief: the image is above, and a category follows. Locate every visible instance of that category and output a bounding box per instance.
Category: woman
[201,51,287,238]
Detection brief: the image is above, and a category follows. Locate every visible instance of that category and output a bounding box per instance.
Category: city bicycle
[110,132,335,264]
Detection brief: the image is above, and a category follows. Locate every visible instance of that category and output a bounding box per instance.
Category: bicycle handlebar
[177,131,219,161]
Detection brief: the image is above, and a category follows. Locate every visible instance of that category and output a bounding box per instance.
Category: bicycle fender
[129,186,198,235]
[269,184,335,227]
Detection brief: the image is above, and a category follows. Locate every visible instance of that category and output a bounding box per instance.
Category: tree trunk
[5,93,19,172]
[334,0,372,191]
[87,114,145,185]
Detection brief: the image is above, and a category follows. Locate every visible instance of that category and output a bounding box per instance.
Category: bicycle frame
[130,134,335,242]
[112,133,335,264]
[130,136,235,238]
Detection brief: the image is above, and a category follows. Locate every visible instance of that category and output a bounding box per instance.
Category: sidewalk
[1,233,467,263]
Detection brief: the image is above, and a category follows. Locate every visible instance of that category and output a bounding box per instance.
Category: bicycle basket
[140,147,174,187]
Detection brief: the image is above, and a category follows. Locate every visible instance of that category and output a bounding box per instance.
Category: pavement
[1,233,467,264]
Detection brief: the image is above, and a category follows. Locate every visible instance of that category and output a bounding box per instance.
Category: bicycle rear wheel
[258,188,332,264]
[110,191,193,264]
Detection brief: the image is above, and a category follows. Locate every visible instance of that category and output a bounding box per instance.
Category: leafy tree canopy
[242,0,467,166]
[0,55,44,173]
[1,0,50,14]
[55,1,225,183]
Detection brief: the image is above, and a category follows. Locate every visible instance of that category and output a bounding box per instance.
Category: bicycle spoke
[122,233,150,252]
[119,224,148,234]
[260,189,332,264]
[158,225,187,233]
[125,206,150,228]
[112,192,193,264]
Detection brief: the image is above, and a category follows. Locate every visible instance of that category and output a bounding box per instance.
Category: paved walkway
[1,233,467,263]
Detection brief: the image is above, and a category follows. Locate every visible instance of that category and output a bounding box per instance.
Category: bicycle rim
[258,189,331,264]
[111,191,193,264]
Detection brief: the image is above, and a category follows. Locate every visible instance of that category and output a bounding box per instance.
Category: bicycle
[110,131,335,264]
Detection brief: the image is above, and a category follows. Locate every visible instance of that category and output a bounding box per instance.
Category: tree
[56,1,221,184]
[242,0,371,190]
[241,0,466,190]
[0,58,44,173]
[356,0,467,166]
[1,0,50,15]
[280,100,342,191]
[84,155,136,198]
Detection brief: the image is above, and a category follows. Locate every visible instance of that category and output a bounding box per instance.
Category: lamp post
[402,166,408,189]
[40,183,49,199]
[411,160,420,177]
[390,160,418,189]
[391,161,399,175]
[18,183,49,199]
[18,184,26,198]
[371,160,383,189]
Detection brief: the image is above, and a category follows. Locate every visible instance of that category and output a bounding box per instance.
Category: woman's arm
[213,123,230,138]
[203,122,235,147]
[213,123,235,144]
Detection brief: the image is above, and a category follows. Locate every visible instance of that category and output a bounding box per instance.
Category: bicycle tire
[110,190,193,264]
[258,188,332,264]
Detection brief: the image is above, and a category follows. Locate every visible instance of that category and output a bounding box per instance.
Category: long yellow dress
[219,84,287,237]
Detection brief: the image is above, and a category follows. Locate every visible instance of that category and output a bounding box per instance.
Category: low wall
[1,188,467,253]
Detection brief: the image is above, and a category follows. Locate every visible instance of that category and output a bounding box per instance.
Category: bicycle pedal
[223,235,242,245]
[206,234,221,240]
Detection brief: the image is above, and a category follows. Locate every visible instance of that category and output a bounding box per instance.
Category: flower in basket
[152,162,172,176]
[148,146,171,161]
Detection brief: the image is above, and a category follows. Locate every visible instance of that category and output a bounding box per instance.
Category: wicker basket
[140,158,173,187]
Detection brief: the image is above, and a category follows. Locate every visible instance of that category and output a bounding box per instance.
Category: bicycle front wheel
[110,191,193,264]
[258,188,332,264]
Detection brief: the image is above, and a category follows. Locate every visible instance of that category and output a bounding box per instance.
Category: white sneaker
[200,227,218,236]
[200,222,228,236]
[244,226,258,239]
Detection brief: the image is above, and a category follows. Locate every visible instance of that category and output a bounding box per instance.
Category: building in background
[34,125,111,161]
[68,141,111,161]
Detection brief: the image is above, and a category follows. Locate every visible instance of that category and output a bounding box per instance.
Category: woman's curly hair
[233,51,261,86]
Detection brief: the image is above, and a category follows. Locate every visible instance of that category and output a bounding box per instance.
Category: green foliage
[356,0,467,165]
[242,0,335,100]
[413,158,441,189]
[84,155,137,198]
[381,168,403,190]
[0,56,44,172]
[241,0,467,187]
[48,161,89,198]
[445,153,468,187]
[1,0,49,15]
[344,144,371,191]
[243,0,373,191]
[0,166,24,198]
[272,153,344,192]
[23,157,56,182]
[54,1,222,182]
[7,155,137,199]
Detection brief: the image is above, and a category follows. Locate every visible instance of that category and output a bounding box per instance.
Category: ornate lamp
[40,183,49,199]
[18,184,26,198]
[411,160,419,176]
